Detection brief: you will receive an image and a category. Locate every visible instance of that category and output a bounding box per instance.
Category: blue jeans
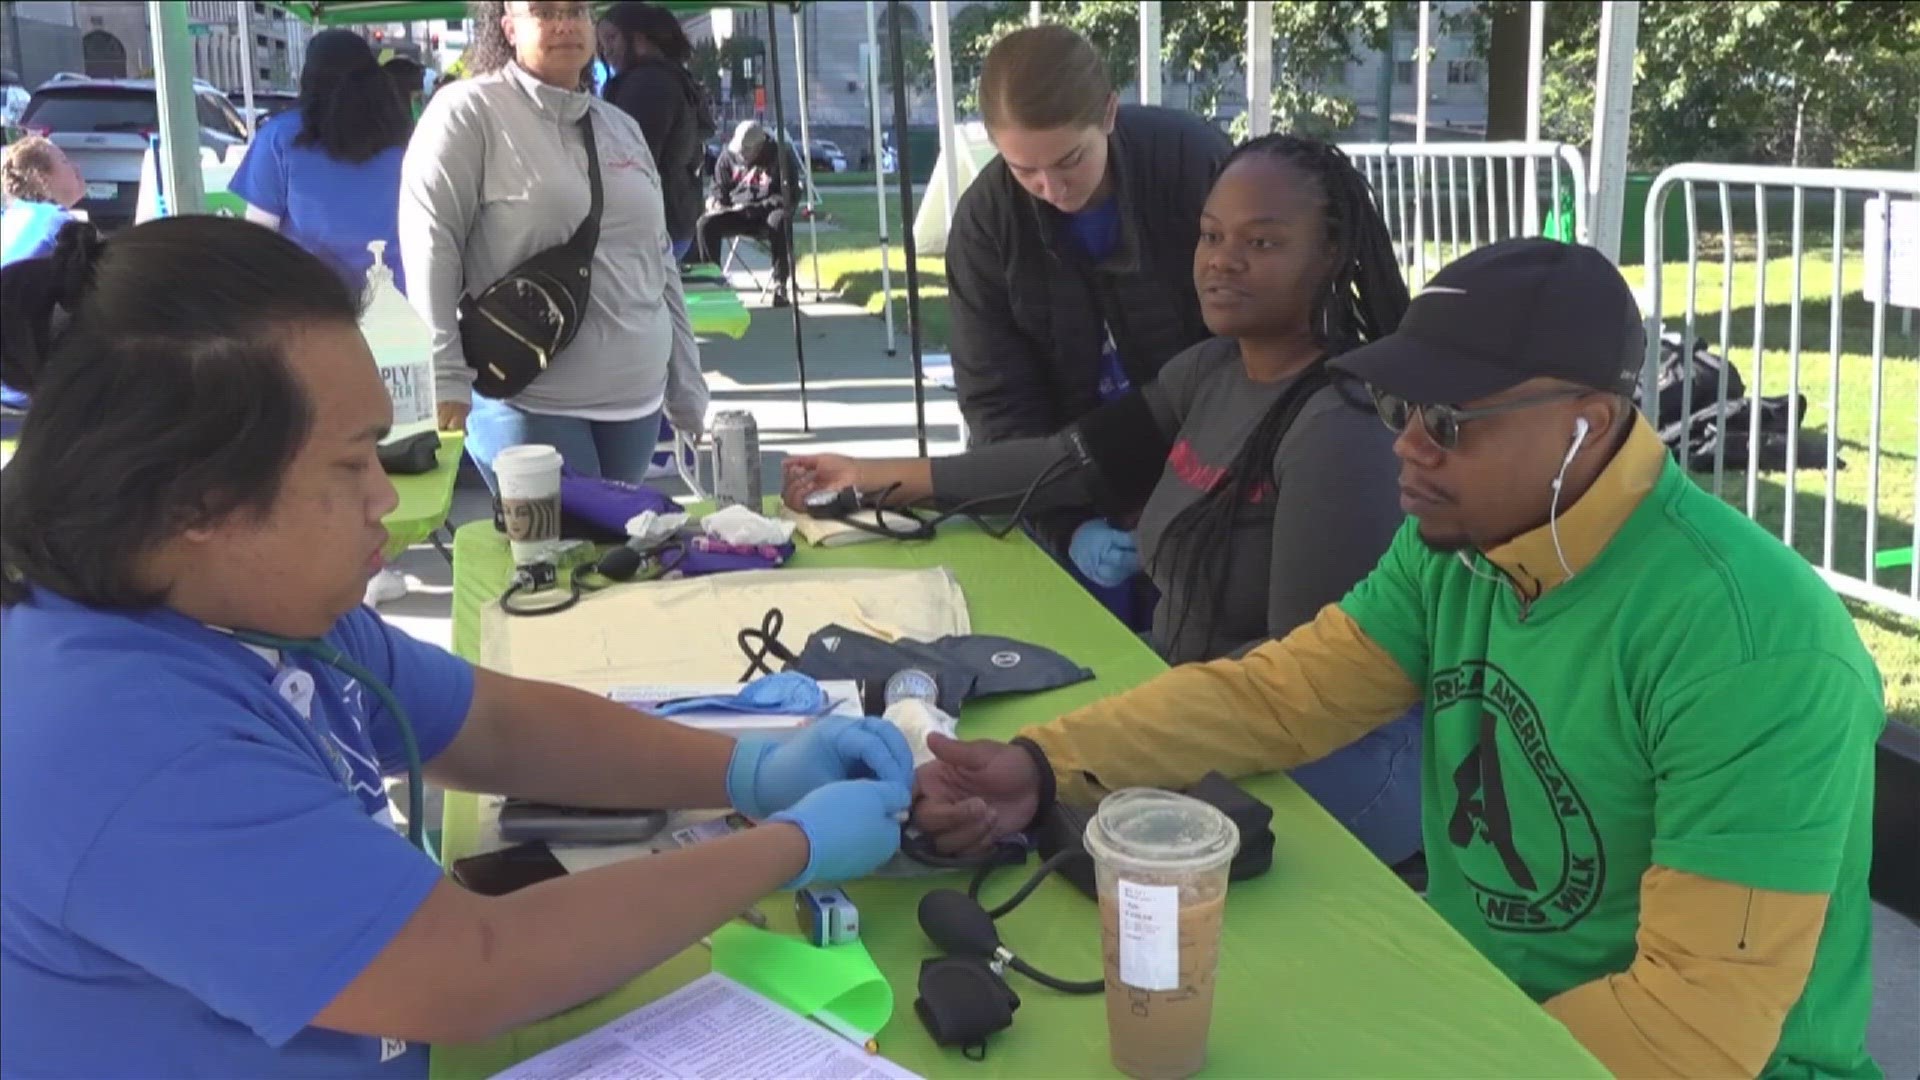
[671,237,693,262]
[464,394,662,493]
[1288,708,1424,867]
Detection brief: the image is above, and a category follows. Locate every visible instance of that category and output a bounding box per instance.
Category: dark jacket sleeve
[606,64,682,166]
[1236,388,1403,655]
[710,153,739,206]
[946,196,1056,444]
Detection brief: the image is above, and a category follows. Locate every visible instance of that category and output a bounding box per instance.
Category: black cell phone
[450,841,569,897]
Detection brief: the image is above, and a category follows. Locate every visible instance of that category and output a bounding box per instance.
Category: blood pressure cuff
[1066,392,1171,518]
[745,618,1095,716]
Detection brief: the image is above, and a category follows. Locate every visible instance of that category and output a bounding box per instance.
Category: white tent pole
[792,3,822,299]
[237,0,256,140]
[1524,0,1545,234]
[1415,0,1430,142]
[149,0,205,214]
[1245,1,1272,137]
[930,0,960,238]
[1138,1,1161,106]
[1028,1,1041,28]
[1589,0,1640,262]
[1413,0,1430,284]
[863,2,896,355]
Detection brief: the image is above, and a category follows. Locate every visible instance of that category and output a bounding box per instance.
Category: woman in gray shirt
[782,137,1424,868]
[399,0,705,490]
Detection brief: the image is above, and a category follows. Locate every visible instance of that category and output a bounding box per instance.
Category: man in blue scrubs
[0,215,912,1078]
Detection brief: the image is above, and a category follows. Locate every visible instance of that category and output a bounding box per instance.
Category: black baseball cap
[1330,238,1644,405]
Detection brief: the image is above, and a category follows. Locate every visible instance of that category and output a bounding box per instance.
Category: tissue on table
[703,504,797,546]
[881,697,959,768]
[626,510,689,546]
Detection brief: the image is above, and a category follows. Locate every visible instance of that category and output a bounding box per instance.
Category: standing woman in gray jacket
[400,0,707,490]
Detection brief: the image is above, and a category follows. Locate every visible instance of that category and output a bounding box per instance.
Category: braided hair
[1150,135,1408,660]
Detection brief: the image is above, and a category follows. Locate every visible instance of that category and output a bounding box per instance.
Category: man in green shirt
[910,239,1883,1078]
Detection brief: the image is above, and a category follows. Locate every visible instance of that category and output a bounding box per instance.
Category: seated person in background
[782,136,1424,869]
[908,238,1883,1080]
[695,119,802,307]
[1,138,88,423]
[1,135,84,267]
[0,216,910,1078]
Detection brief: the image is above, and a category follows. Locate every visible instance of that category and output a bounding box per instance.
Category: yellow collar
[1481,414,1666,597]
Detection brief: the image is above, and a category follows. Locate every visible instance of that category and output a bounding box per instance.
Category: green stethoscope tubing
[231,630,429,858]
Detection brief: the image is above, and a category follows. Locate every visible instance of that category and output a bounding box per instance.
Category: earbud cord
[1548,422,1589,583]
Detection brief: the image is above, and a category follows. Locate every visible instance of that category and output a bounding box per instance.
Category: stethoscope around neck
[227,628,430,858]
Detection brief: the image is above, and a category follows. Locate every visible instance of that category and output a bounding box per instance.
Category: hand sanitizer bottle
[359,240,437,443]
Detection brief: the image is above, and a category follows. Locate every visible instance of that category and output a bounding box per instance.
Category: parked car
[809,138,848,174]
[18,78,249,231]
[1,72,31,129]
[229,89,299,124]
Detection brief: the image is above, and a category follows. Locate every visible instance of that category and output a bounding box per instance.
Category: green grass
[800,199,1920,726]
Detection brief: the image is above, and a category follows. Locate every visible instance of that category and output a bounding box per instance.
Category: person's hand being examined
[781,454,863,510]
[437,400,471,433]
[910,734,1042,857]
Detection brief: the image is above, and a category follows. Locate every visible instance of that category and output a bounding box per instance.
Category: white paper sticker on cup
[1117,879,1180,991]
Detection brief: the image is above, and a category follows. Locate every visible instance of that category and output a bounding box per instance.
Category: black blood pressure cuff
[1066,393,1171,517]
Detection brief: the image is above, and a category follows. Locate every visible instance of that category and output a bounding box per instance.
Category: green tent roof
[278,1,770,25]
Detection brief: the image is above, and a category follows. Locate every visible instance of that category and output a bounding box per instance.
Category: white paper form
[488,973,923,1080]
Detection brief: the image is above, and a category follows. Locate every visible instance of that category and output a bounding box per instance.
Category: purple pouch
[559,468,679,539]
[661,537,794,577]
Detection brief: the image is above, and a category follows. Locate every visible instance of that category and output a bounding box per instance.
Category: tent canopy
[276,1,762,26]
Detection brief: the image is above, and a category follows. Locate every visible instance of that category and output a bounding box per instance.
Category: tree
[1476,0,1920,169]
[947,0,1405,132]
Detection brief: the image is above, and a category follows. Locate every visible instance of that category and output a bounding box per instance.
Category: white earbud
[1547,417,1591,581]
[1552,418,1591,492]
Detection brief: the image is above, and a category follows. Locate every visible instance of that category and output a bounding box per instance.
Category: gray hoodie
[930,337,1404,663]
[399,62,705,431]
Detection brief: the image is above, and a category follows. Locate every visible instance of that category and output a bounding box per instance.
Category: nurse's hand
[771,779,912,886]
[437,400,471,433]
[727,717,914,820]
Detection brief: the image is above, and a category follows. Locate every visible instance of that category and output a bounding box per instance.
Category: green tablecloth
[382,432,464,560]
[432,519,1605,1079]
[684,280,750,340]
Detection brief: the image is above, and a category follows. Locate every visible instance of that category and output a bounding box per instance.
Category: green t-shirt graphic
[1341,458,1882,1079]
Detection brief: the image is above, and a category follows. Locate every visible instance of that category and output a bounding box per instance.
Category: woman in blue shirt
[231,29,412,298]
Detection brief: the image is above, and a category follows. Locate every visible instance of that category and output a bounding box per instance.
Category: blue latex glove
[1069,519,1141,588]
[770,779,912,887]
[726,716,914,820]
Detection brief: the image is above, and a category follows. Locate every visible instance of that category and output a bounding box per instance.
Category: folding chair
[721,236,778,302]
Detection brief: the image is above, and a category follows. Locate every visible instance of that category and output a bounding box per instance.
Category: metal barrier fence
[1340,141,1589,290]
[1643,164,1920,618]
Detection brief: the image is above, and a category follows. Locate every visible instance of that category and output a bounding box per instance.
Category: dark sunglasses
[1370,386,1590,449]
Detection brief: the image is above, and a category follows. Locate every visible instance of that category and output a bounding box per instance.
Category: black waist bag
[459,114,603,399]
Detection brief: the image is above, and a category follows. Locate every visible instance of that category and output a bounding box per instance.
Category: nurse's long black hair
[1152,135,1408,659]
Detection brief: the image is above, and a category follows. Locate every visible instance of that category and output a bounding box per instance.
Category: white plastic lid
[1083,788,1241,878]
[493,443,563,477]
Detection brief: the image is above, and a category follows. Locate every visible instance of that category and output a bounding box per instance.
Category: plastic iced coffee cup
[1084,788,1241,1080]
[493,444,564,565]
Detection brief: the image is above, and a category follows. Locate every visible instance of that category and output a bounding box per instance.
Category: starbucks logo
[1432,661,1605,933]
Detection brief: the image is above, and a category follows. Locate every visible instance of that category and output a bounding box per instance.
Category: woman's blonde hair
[978,25,1112,131]
[2,136,65,204]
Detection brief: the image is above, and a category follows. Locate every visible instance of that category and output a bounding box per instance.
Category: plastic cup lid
[1083,788,1240,875]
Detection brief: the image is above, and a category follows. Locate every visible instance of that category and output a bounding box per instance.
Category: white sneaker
[364,568,408,606]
